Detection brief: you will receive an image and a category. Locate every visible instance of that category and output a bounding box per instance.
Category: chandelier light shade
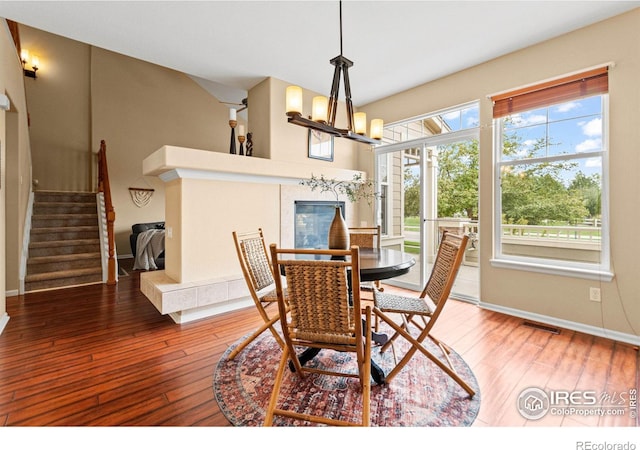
[370,118,384,140]
[312,96,329,123]
[285,86,303,115]
[354,112,367,134]
[285,1,382,145]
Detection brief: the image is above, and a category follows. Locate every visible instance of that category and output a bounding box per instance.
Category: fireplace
[294,201,345,249]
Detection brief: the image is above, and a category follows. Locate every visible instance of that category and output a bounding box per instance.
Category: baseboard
[168,297,254,324]
[5,289,19,297]
[118,254,134,259]
[0,312,10,336]
[479,301,640,347]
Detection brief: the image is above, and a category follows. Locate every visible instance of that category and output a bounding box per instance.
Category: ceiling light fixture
[285,1,383,145]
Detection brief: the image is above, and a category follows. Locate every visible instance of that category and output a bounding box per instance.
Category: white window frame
[491,95,613,281]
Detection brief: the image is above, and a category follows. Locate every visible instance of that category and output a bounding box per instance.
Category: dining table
[283,246,416,384]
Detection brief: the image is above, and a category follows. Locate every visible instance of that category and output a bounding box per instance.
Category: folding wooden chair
[372,231,475,396]
[348,225,383,292]
[264,245,372,426]
[229,229,286,360]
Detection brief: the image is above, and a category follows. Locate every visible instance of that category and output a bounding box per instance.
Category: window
[492,67,612,280]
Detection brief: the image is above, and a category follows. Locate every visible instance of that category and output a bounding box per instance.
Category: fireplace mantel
[143,145,361,185]
[140,145,364,323]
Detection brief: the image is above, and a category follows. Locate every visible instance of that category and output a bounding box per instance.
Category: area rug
[213,326,481,426]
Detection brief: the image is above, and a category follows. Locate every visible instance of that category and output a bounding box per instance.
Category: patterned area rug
[213,326,481,426]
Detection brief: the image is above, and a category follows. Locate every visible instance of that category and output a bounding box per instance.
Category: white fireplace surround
[140,146,364,323]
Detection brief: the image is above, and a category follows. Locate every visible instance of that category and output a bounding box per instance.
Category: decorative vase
[328,206,349,250]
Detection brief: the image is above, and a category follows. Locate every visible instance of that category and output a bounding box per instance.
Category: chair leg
[374,309,475,397]
[361,306,372,426]
[263,346,290,426]
[228,313,283,360]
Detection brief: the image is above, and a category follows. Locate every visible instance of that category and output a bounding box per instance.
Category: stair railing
[98,140,117,285]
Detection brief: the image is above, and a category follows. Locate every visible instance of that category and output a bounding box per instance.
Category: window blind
[491,67,609,119]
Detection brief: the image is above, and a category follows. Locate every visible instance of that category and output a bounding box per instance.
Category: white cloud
[555,101,580,113]
[585,157,602,168]
[510,113,546,127]
[580,118,602,137]
[576,138,601,152]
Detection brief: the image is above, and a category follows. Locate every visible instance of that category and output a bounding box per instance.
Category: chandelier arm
[328,64,342,127]
[342,65,354,132]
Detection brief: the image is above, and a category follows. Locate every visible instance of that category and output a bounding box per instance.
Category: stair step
[27,252,102,274]
[25,266,103,283]
[29,239,101,257]
[31,214,98,228]
[30,226,100,242]
[34,191,96,203]
[25,267,103,292]
[30,239,100,249]
[33,202,97,215]
[28,252,102,264]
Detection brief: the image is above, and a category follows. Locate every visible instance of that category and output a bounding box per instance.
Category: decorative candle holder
[246,132,253,157]
[229,120,237,154]
[238,134,246,156]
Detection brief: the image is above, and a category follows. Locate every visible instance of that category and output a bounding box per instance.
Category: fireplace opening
[294,201,345,249]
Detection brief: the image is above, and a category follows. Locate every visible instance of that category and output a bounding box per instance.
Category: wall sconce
[20,49,39,79]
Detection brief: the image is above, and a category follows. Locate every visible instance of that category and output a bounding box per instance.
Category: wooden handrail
[98,140,117,285]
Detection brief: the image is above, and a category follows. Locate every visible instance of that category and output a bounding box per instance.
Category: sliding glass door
[375,104,479,300]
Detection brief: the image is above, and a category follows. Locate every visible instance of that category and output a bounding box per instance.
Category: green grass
[404,240,421,254]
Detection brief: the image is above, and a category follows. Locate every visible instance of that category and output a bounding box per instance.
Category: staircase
[25,191,104,292]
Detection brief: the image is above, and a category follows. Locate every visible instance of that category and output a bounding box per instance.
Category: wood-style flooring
[1,259,637,427]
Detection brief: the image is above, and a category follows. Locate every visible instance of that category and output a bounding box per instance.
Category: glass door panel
[378,137,479,301]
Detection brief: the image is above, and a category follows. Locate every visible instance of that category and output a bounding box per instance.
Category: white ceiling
[2,1,639,106]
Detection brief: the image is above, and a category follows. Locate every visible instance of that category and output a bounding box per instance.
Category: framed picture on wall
[308,130,334,162]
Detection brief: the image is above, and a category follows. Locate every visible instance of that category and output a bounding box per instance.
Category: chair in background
[348,225,383,292]
[372,231,475,396]
[229,229,286,360]
[264,245,372,426]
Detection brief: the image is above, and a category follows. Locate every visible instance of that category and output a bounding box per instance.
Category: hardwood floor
[0,259,637,428]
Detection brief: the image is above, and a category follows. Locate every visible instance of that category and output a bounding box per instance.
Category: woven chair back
[283,259,356,346]
[241,237,275,291]
[270,246,363,347]
[348,226,380,249]
[424,232,466,306]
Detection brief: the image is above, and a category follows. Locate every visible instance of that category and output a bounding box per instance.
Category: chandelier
[285,1,383,145]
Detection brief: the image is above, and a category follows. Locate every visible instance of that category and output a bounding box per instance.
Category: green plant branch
[300,173,379,205]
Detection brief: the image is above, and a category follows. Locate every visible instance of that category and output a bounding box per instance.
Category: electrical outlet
[589,287,601,302]
[166,227,173,239]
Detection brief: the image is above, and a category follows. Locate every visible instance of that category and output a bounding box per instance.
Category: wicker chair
[348,226,383,292]
[372,231,475,396]
[264,244,372,427]
[229,229,286,360]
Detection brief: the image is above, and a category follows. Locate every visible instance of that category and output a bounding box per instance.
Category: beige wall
[17,24,247,256]
[1,20,32,310]
[21,25,91,192]
[90,46,242,254]
[362,8,640,337]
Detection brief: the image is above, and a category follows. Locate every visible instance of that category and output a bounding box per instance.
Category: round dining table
[356,247,416,282]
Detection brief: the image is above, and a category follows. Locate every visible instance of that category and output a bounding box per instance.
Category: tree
[437,140,479,219]
[569,172,601,218]
[404,168,420,217]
